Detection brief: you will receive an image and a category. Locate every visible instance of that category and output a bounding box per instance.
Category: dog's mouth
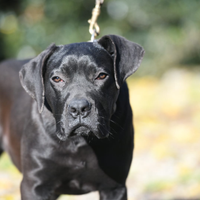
[56,124,93,141]
[72,125,92,137]
[56,114,110,141]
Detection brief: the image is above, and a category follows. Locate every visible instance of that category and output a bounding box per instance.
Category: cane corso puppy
[0,35,144,200]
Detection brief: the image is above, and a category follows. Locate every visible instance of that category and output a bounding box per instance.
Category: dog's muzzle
[56,98,94,141]
[68,98,91,119]
[56,98,110,141]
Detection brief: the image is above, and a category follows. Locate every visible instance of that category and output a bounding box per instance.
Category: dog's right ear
[19,44,58,113]
[98,35,144,89]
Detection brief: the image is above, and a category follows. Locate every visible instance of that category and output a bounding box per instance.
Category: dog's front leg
[99,186,127,200]
[21,178,59,200]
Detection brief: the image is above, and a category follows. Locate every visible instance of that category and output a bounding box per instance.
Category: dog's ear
[98,35,145,89]
[19,44,58,113]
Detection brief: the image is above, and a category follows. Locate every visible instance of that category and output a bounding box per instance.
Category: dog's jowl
[0,35,144,200]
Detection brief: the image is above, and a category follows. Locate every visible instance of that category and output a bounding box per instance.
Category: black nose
[69,98,91,118]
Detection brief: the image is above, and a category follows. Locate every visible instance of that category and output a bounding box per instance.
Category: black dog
[0,35,144,200]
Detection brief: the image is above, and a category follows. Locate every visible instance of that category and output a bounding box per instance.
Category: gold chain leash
[88,0,104,42]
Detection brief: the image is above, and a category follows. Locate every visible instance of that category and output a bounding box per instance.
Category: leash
[88,0,104,42]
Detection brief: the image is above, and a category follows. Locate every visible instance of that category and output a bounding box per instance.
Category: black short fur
[0,35,144,200]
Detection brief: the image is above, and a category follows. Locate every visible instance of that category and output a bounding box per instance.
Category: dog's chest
[48,137,117,194]
[53,137,97,170]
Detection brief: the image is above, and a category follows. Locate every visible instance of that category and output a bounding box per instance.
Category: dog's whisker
[98,115,123,131]
[98,124,115,140]
[109,119,123,129]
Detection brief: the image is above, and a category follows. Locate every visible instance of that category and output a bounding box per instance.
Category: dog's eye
[95,73,107,80]
[52,76,64,83]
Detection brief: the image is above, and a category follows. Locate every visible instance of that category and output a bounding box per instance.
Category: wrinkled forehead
[48,42,113,71]
[59,55,99,75]
[61,55,96,68]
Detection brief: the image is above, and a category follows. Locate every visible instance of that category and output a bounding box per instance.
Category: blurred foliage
[0,68,200,199]
[0,0,200,75]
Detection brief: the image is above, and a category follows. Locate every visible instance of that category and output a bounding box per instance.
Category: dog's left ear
[98,35,145,89]
[19,44,58,113]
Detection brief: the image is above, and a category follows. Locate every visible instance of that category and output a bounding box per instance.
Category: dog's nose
[69,99,91,118]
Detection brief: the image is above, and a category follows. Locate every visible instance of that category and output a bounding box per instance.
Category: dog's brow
[78,55,96,66]
[61,55,78,66]
[61,55,97,68]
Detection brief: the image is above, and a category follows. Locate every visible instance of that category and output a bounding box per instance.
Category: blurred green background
[0,0,200,75]
[0,0,200,199]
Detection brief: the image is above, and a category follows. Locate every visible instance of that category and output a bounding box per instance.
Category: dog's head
[19,35,144,141]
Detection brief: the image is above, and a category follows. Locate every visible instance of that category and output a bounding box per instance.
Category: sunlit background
[0,0,200,199]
